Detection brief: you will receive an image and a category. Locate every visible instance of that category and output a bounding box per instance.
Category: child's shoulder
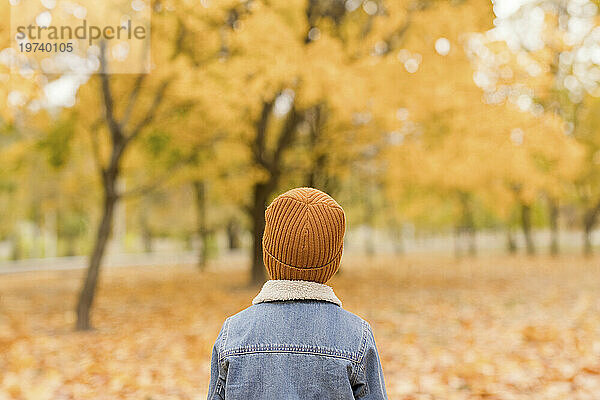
[224,300,369,333]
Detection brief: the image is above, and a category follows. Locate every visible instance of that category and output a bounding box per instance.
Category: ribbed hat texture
[262,187,346,283]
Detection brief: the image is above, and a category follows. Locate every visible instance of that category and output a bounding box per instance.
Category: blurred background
[1,0,600,398]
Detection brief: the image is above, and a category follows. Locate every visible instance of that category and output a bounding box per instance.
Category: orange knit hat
[262,187,346,283]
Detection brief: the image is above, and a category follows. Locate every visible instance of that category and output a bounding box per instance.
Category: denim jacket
[207,280,388,399]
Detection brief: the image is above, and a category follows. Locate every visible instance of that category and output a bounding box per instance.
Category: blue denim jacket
[207,280,388,399]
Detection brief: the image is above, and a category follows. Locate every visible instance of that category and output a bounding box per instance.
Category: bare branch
[89,118,106,175]
[253,99,275,167]
[273,106,303,167]
[126,78,172,143]
[121,130,226,198]
[384,15,412,53]
[99,41,123,143]
[584,198,600,227]
[121,74,146,129]
[120,145,201,198]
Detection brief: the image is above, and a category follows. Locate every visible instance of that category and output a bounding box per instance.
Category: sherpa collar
[252,280,342,307]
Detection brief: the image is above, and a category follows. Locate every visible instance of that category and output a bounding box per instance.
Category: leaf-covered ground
[1,255,599,399]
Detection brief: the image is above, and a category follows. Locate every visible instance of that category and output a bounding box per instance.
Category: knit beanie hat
[262,187,346,283]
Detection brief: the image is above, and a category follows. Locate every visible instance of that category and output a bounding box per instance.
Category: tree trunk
[582,202,600,256]
[461,194,477,256]
[583,223,592,256]
[521,203,535,255]
[226,218,241,250]
[10,233,21,260]
[193,180,209,270]
[305,104,327,189]
[31,203,43,258]
[506,228,517,254]
[365,233,375,256]
[44,210,58,258]
[548,198,559,256]
[391,224,404,255]
[467,228,476,256]
[248,99,302,284]
[76,188,117,331]
[75,46,171,331]
[250,183,269,284]
[184,232,194,251]
[140,210,153,253]
[65,235,76,257]
[247,98,302,284]
[453,225,462,259]
[364,196,376,256]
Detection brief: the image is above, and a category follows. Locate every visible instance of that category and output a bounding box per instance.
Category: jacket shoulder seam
[222,344,360,362]
[351,319,370,386]
[218,318,231,363]
[357,319,370,364]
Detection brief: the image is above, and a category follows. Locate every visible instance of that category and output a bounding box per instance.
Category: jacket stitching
[351,320,370,387]
[357,320,369,364]
[351,358,370,398]
[221,343,360,362]
[218,318,230,367]
[222,347,359,362]
[221,318,230,354]
[212,319,230,400]
[210,381,224,400]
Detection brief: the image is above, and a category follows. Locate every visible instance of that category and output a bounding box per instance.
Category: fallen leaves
[0,255,599,399]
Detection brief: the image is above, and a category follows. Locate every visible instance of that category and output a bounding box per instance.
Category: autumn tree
[170,0,375,283]
[467,0,599,254]
[380,0,583,256]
